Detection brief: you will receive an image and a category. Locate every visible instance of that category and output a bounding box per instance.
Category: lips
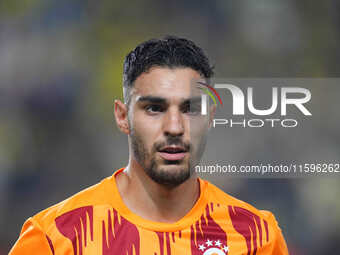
[158,146,188,161]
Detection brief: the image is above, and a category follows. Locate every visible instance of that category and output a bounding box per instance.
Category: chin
[161,161,190,172]
[146,162,191,187]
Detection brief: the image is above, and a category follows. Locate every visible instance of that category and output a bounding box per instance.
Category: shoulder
[10,174,119,254]
[31,174,114,231]
[204,179,271,212]
[203,179,285,237]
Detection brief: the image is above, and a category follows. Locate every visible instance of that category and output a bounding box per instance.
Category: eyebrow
[182,96,202,104]
[136,96,202,105]
[136,96,167,104]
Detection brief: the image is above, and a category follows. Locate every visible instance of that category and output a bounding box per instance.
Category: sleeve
[272,224,289,255]
[260,210,289,255]
[9,217,54,255]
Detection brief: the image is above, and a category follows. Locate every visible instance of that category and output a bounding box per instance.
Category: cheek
[188,119,209,148]
[187,117,209,137]
[191,126,208,142]
[132,114,162,149]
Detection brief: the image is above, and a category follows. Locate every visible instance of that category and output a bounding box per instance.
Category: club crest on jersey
[198,239,228,255]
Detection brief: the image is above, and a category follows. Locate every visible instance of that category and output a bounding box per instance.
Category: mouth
[158,146,188,161]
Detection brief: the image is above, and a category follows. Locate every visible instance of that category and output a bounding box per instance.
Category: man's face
[127,67,212,187]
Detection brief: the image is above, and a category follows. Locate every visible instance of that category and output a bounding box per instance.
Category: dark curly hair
[123,35,214,104]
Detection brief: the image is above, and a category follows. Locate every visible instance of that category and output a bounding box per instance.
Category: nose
[163,107,185,137]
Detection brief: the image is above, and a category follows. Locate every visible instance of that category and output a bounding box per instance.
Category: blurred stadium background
[1,0,340,254]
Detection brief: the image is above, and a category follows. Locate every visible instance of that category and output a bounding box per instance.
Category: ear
[208,104,216,129]
[114,100,130,135]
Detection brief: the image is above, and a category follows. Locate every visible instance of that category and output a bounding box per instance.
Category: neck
[115,159,200,223]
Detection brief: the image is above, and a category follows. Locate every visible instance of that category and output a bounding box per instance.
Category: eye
[182,103,201,115]
[145,104,164,113]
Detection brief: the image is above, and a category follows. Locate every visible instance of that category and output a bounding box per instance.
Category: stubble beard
[130,129,206,188]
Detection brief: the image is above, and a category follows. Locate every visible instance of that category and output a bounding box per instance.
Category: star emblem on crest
[215,240,221,246]
[197,239,228,255]
[199,244,206,251]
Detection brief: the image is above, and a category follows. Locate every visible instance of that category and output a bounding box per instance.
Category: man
[10,36,288,254]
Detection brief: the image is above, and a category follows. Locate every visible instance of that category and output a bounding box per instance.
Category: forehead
[132,67,205,101]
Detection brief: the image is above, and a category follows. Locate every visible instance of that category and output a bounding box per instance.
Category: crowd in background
[1,0,340,254]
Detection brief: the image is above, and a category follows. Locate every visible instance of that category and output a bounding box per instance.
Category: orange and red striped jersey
[10,168,288,255]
